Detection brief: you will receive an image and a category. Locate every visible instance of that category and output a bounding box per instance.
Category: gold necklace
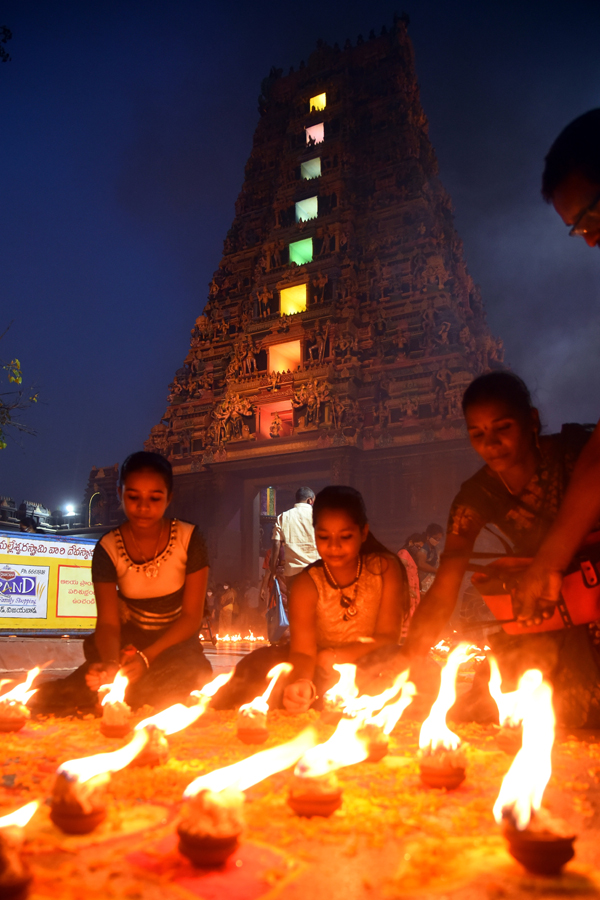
[323,556,362,620]
[127,521,165,579]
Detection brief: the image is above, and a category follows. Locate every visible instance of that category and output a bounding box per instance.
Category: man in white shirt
[271,487,319,592]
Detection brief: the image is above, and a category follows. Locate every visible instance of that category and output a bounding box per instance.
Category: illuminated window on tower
[310,92,326,112]
[305,123,324,145]
[279,284,307,315]
[301,158,321,180]
[295,197,318,222]
[268,340,301,373]
[289,238,313,266]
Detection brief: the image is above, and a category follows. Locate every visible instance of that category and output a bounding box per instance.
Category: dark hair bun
[119,451,173,493]
[462,371,533,420]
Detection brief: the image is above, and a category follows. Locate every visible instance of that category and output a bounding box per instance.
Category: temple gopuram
[86,18,503,581]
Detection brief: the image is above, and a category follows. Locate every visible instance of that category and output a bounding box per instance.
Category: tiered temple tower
[87,19,503,579]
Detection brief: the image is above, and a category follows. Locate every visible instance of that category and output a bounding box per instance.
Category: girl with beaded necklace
[282,485,408,712]
[31,452,212,714]
[213,485,408,711]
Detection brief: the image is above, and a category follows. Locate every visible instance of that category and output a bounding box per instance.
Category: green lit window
[295,197,318,223]
[289,238,313,266]
[301,158,321,180]
[305,123,324,145]
[280,284,307,315]
[310,92,326,112]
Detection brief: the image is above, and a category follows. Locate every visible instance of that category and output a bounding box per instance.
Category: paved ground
[0,635,253,682]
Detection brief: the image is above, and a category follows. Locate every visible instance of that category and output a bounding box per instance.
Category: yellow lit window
[310,92,326,112]
[268,340,302,373]
[289,238,313,266]
[280,284,307,315]
[301,158,321,180]
[305,123,324,145]
[295,197,318,222]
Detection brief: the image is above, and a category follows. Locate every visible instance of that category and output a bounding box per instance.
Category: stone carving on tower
[145,17,502,468]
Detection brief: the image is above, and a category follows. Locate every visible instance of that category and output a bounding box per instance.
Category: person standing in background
[398,533,424,635]
[415,523,444,594]
[271,487,320,593]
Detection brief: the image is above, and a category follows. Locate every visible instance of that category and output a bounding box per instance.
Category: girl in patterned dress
[31,452,212,714]
[213,485,408,710]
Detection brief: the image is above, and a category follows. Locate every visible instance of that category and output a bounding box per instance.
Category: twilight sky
[1,0,599,512]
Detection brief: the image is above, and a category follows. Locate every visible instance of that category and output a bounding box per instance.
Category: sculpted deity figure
[257,285,273,318]
[270,413,283,438]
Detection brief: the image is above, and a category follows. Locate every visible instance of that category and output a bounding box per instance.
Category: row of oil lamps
[0,643,577,898]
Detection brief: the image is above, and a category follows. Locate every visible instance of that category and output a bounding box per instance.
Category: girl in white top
[283,485,408,713]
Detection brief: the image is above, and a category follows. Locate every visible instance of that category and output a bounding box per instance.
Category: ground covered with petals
[2,711,600,899]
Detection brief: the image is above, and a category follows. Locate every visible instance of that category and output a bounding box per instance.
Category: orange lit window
[268,340,302,373]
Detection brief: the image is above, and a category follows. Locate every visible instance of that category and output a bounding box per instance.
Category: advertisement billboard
[0,530,98,631]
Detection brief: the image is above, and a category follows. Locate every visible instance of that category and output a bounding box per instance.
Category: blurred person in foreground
[516,109,600,622]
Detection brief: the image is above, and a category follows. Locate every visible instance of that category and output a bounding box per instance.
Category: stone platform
[0,635,252,681]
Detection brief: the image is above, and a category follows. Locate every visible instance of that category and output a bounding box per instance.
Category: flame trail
[0,801,38,830]
[184,727,317,796]
[493,679,555,830]
[419,643,473,752]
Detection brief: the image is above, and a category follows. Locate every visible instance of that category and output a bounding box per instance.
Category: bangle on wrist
[136,649,150,670]
[294,678,317,701]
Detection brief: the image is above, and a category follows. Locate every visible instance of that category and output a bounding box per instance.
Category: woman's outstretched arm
[402,532,474,658]
[515,424,600,622]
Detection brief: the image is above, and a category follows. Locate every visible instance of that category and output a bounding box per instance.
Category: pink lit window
[305,123,324,145]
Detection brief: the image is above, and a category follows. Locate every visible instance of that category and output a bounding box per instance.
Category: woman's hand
[85,662,119,691]
[119,646,149,685]
[283,679,315,713]
[513,564,563,625]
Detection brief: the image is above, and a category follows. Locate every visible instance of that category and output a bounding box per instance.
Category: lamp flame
[493,679,555,830]
[324,664,359,708]
[0,667,40,706]
[99,672,129,706]
[370,679,417,735]
[295,715,369,779]
[488,659,543,727]
[344,670,409,720]
[136,672,233,735]
[239,662,292,717]
[58,728,148,783]
[419,643,473,752]
[0,801,38,830]
[184,727,317,796]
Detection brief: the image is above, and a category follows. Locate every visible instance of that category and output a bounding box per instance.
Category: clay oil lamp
[179,727,317,866]
[418,643,471,790]
[494,678,576,876]
[0,669,39,733]
[359,677,417,762]
[0,801,38,900]
[288,716,370,817]
[50,728,148,834]
[99,672,131,739]
[488,659,542,755]
[132,671,234,766]
[237,662,292,744]
[321,664,359,725]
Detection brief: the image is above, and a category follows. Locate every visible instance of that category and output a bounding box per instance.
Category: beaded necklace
[126,521,165,579]
[323,556,363,620]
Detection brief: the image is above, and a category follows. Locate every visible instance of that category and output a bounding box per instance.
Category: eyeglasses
[569,190,600,237]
